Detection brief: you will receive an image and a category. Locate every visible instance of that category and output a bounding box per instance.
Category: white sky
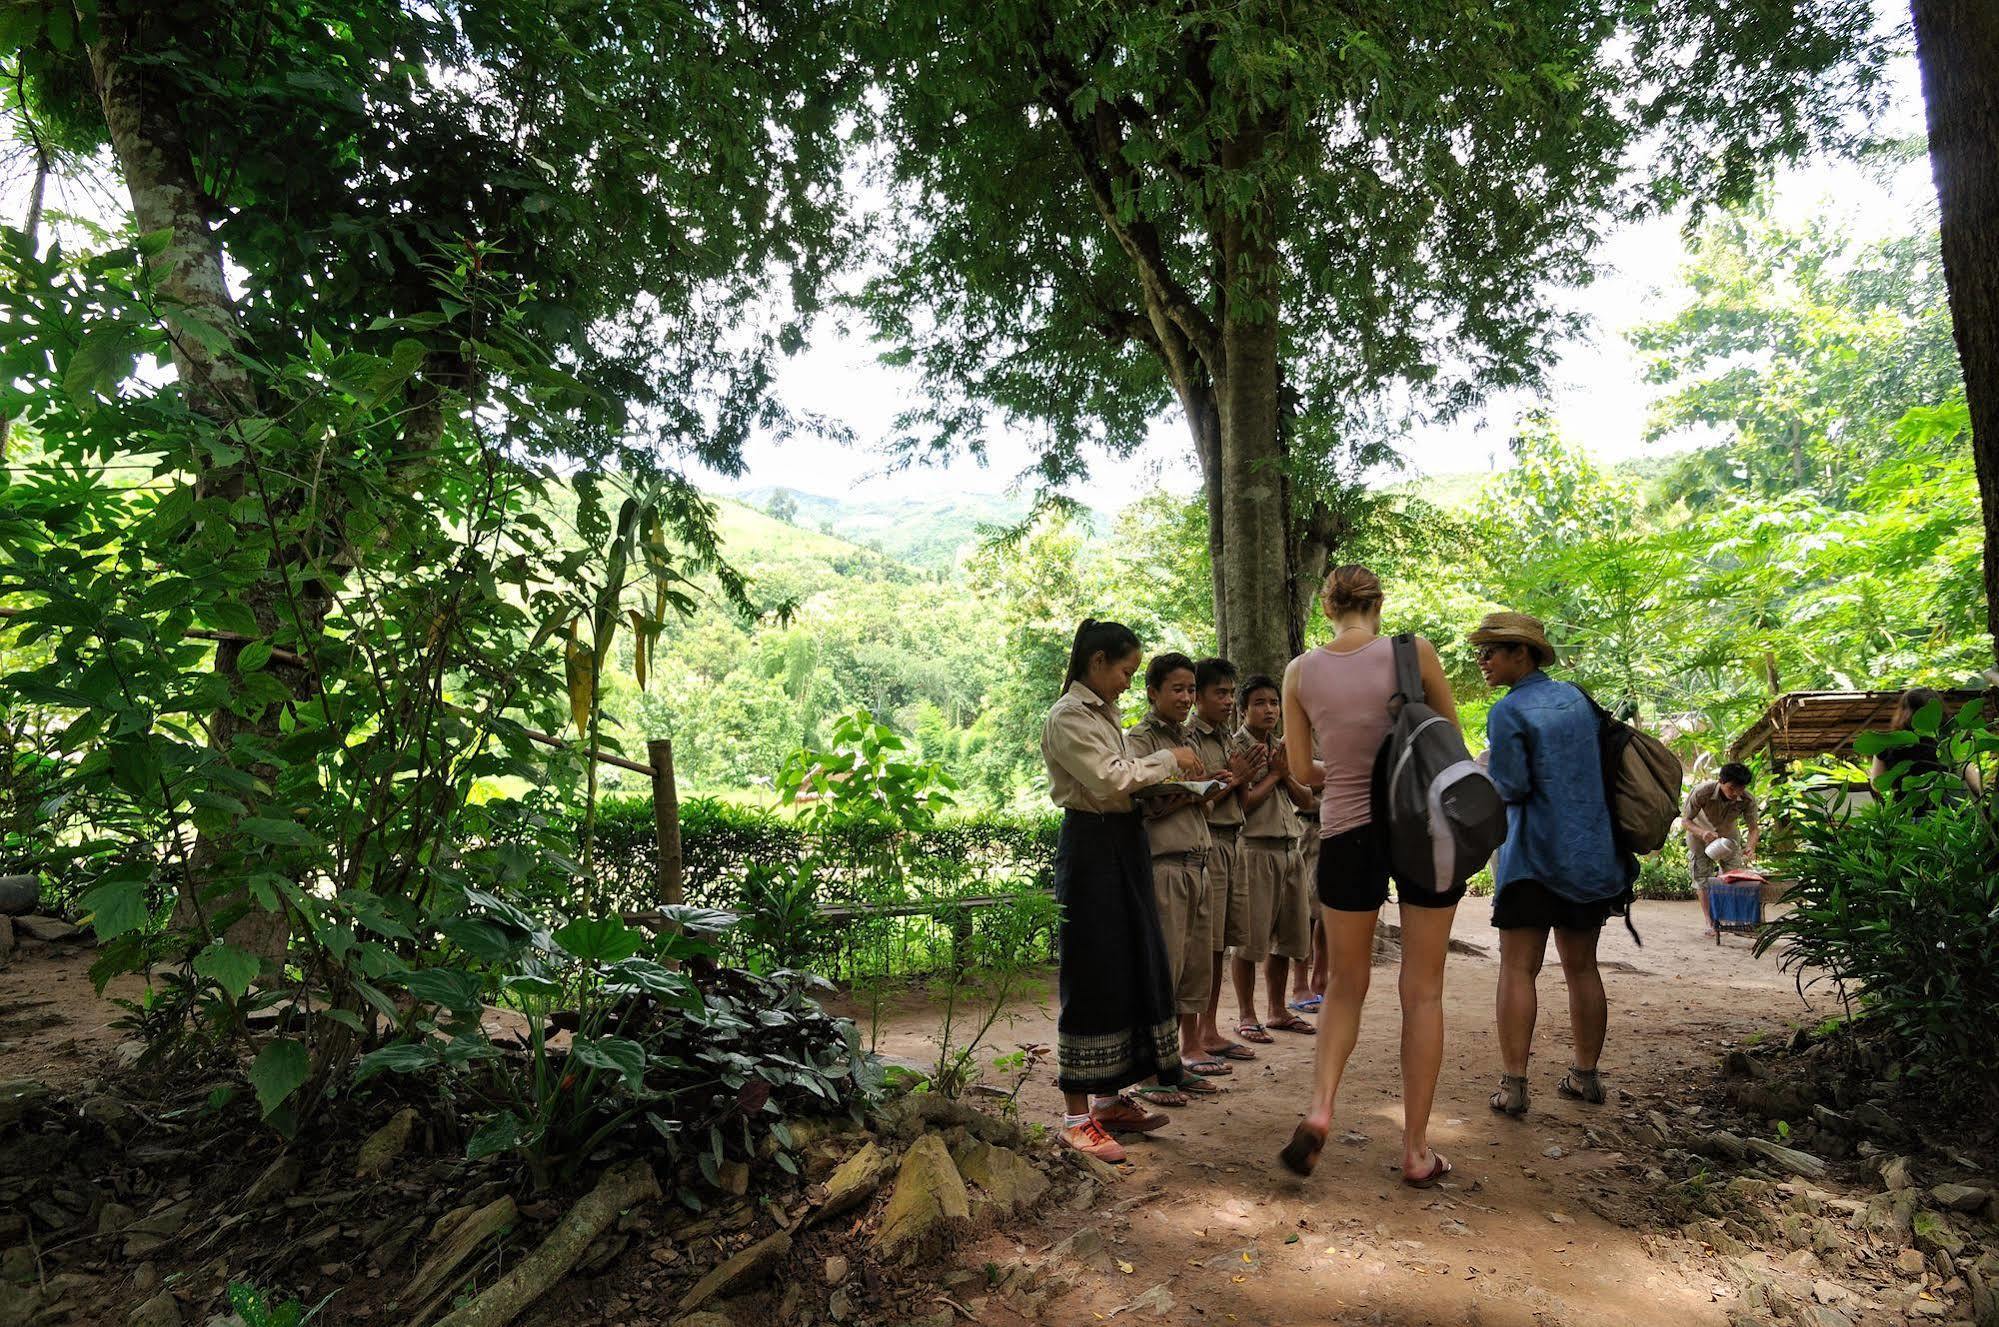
[717,51,1935,506]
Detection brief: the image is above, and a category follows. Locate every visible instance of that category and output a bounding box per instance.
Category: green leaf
[239,816,319,848]
[193,942,262,999]
[395,968,484,1013]
[248,1038,310,1118]
[466,1111,527,1160]
[570,1035,647,1087]
[354,1042,439,1083]
[553,917,643,964]
[80,877,150,941]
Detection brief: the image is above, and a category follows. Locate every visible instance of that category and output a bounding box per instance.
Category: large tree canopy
[1634,188,1963,505]
[6,0,850,487]
[856,0,1889,674]
[2,0,856,965]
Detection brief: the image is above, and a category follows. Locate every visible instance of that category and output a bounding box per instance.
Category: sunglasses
[1475,644,1517,662]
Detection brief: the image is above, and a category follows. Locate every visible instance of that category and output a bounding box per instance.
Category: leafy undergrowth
[0,956,1094,1327]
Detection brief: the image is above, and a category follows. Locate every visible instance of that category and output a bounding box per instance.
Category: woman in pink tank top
[1276,565,1466,1187]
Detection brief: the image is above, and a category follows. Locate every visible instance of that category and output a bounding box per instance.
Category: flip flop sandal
[1288,995,1324,1012]
[1401,1151,1453,1189]
[1557,1066,1606,1104]
[1489,1074,1529,1117]
[1130,1084,1188,1108]
[1209,1042,1257,1061]
[1178,1073,1221,1096]
[1266,1015,1315,1034]
[1237,1023,1275,1045]
[1184,1057,1234,1077]
[1279,1121,1327,1177]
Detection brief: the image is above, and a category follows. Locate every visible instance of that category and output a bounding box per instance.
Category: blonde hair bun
[1321,564,1384,617]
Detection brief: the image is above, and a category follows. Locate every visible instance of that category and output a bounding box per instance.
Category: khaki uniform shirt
[1236,727,1299,840]
[1129,712,1211,855]
[1041,682,1179,814]
[1684,780,1760,843]
[1188,714,1246,830]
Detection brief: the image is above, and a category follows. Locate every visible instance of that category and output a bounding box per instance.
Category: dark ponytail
[1064,618,1142,694]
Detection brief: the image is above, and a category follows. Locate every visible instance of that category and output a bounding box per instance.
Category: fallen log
[432,1160,660,1327]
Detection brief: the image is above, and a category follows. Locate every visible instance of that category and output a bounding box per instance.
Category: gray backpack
[1369,635,1507,894]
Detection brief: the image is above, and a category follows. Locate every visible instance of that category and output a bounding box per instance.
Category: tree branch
[1031,47,1221,375]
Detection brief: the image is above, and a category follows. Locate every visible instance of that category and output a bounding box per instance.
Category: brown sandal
[1402,1151,1453,1188]
[1280,1121,1327,1177]
[1266,1014,1315,1034]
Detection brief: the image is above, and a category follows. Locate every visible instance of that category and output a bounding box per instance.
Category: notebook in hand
[1135,779,1222,800]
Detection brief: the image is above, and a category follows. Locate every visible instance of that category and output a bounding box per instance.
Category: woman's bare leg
[1302,906,1378,1132]
[1553,927,1607,1071]
[1496,927,1549,1077]
[1395,901,1459,1175]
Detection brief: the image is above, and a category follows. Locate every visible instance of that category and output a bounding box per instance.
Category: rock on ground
[126,1291,183,1327]
[874,1134,970,1260]
[812,1140,892,1225]
[950,1137,1049,1217]
[354,1107,418,1179]
[676,1231,792,1315]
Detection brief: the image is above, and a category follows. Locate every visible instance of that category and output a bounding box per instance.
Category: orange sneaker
[1060,1117,1128,1164]
[1092,1094,1170,1134]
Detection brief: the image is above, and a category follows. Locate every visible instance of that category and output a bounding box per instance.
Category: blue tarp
[1706,881,1763,928]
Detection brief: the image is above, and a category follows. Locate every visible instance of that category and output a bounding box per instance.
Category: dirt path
[857,899,1833,1327]
[0,901,1836,1327]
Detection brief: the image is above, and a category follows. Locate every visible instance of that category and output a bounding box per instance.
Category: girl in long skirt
[1041,619,1203,1163]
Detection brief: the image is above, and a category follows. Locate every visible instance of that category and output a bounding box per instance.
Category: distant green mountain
[734,485,1058,571]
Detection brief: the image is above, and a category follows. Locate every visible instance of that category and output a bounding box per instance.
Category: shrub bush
[584,795,1060,978]
[590,796,1060,913]
[1754,703,1999,1102]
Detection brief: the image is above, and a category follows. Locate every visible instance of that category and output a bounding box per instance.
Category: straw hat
[1468,612,1557,667]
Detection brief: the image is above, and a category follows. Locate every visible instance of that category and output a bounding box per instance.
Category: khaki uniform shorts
[1151,851,1213,1015]
[1234,838,1311,963]
[1206,831,1248,952]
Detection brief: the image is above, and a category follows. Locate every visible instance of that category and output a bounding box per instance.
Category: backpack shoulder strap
[1390,633,1424,710]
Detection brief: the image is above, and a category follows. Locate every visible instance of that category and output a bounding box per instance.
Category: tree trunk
[89,5,293,968]
[1173,379,1227,651]
[1213,216,1291,679]
[1912,0,1999,667]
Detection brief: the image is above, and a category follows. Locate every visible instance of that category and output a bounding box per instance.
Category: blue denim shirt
[1485,671,1634,903]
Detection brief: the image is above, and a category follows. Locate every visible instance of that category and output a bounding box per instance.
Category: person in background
[1685,761,1760,889]
[1288,773,1327,1015]
[1187,657,1263,1064]
[1041,620,1205,1163]
[1126,653,1227,1100]
[1472,612,1636,1117]
[1871,686,1985,800]
[1278,564,1464,1187]
[1231,674,1316,1038]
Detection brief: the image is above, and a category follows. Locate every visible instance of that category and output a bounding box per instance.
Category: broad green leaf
[81,877,150,941]
[249,1038,310,1117]
[553,917,643,964]
[239,817,319,848]
[466,1111,527,1160]
[395,968,484,1013]
[354,1042,439,1082]
[570,1035,647,1087]
[193,942,262,999]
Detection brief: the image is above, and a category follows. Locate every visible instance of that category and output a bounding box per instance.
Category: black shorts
[1315,821,1467,912]
[1491,878,1631,933]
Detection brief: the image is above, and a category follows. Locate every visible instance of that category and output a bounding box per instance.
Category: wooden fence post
[647,738,684,908]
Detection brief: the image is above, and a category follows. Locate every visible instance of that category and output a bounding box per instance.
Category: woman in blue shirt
[1471,613,1636,1118]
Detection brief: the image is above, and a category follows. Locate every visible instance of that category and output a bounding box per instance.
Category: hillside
[734,485,1081,571]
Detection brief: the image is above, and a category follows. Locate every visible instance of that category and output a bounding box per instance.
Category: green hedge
[594,797,1697,914]
[588,796,1061,916]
